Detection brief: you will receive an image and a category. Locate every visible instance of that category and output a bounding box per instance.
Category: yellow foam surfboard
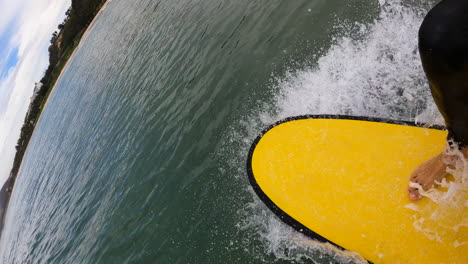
[247,115,467,264]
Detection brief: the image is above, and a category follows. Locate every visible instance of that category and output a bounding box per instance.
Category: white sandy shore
[37,0,111,120]
[5,0,112,200]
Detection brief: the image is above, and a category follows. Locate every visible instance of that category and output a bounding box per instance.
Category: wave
[232,0,459,262]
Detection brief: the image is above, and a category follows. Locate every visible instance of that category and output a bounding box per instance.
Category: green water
[0,0,438,263]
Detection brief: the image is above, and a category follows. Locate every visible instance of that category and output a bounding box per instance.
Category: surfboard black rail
[246,114,446,264]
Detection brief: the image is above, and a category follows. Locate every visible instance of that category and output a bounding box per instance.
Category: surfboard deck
[247,115,467,264]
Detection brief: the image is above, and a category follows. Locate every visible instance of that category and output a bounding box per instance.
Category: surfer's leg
[409,0,468,200]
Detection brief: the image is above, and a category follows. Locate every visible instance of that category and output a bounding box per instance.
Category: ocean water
[0,0,444,263]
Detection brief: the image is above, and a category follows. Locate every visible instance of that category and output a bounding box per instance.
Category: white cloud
[0,1,23,37]
[0,0,71,185]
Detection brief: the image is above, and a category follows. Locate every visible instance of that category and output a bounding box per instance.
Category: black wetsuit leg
[418,0,468,147]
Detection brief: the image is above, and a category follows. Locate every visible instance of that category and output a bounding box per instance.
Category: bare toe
[408,186,421,201]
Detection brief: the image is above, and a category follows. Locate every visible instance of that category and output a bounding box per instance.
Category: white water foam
[233,0,466,262]
[267,0,441,125]
[406,143,468,247]
[239,190,368,264]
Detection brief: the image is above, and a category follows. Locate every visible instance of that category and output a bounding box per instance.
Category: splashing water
[236,0,466,262]
[406,143,468,247]
[270,0,440,124]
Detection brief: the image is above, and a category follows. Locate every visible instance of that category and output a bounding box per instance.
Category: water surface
[0,0,439,263]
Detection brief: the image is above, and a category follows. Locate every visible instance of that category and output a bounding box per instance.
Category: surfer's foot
[408,153,448,201]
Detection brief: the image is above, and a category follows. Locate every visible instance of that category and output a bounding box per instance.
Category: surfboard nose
[248,115,466,264]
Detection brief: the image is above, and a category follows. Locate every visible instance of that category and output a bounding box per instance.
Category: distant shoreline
[0,0,110,239]
[38,0,111,122]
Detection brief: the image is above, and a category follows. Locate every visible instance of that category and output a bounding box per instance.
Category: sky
[0,0,71,185]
